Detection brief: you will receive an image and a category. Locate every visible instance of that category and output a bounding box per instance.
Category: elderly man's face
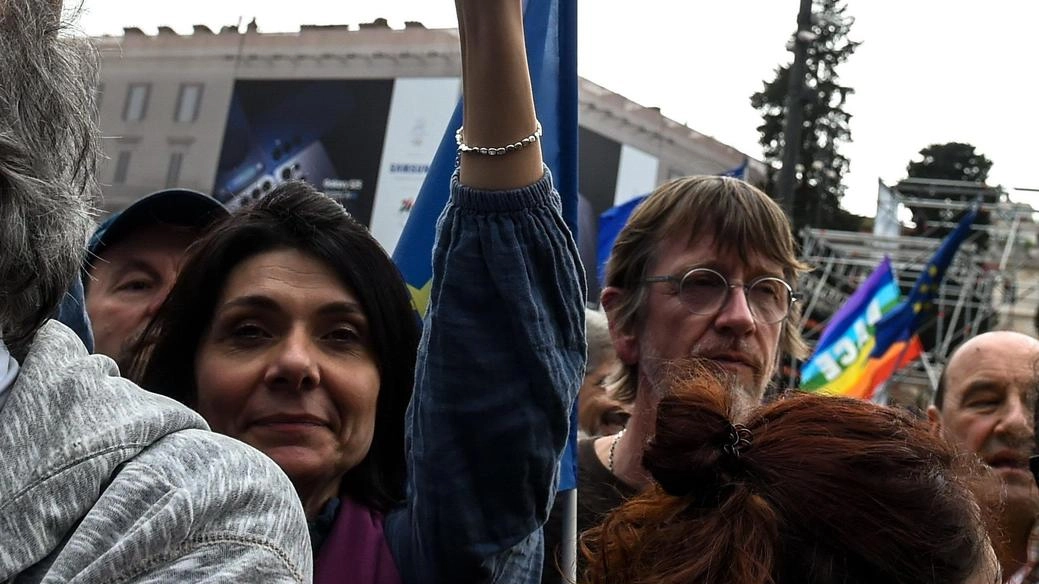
[85,225,197,368]
[929,332,1039,518]
[610,232,785,403]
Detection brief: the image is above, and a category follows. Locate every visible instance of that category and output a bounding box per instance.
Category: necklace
[607,429,626,474]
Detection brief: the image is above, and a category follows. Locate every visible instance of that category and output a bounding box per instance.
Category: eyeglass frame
[642,267,800,324]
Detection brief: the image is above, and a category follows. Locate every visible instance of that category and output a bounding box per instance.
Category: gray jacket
[0,321,313,583]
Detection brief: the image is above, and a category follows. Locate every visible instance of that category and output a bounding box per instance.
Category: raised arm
[385,1,586,582]
[456,0,544,190]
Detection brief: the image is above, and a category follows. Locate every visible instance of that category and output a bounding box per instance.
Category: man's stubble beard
[640,348,769,414]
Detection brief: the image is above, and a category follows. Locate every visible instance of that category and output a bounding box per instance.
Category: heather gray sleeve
[27,430,313,584]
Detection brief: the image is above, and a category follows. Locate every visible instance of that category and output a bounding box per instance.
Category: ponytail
[581,366,780,584]
[581,365,987,584]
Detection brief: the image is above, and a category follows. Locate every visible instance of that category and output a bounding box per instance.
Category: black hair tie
[721,423,753,459]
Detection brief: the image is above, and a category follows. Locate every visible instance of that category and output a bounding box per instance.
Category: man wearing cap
[84,188,227,369]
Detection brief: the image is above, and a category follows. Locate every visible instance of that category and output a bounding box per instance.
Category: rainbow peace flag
[800,257,916,398]
[801,208,978,399]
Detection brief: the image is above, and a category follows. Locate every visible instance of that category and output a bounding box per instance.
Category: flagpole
[561,487,577,581]
[777,0,814,218]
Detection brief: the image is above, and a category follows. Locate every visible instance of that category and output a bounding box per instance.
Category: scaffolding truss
[795,180,1036,407]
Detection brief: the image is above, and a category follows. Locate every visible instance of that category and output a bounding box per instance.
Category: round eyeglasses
[643,267,798,324]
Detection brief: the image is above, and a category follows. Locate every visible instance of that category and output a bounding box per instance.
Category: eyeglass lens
[678,269,791,323]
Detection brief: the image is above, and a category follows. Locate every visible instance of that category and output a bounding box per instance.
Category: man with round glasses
[544,175,809,581]
[641,267,797,327]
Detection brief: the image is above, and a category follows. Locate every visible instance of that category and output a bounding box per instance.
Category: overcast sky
[73,0,1039,216]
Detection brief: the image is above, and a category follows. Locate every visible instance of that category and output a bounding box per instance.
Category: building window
[165,151,184,187]
[174,83,204,123]
[123,83,150,122]
[113,151,132,184]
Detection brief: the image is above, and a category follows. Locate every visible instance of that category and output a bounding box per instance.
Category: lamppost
[777,0,814,220]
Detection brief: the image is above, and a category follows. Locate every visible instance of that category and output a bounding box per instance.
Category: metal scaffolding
[795,180,1036,408]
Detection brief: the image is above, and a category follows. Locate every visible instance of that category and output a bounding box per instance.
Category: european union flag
[392,0,579,489]
[870,207,978,359]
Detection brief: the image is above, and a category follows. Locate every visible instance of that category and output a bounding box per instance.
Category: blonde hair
[603,176,809,401]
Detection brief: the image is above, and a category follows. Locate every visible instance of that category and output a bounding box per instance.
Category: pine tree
[751,0,862,234]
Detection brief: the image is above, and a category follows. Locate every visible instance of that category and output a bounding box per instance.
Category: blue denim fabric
[386,169,586,584]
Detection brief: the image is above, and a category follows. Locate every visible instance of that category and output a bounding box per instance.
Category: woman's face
[194,248,380,512]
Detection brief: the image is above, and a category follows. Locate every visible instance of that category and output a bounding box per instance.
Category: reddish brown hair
[580,372,988,584]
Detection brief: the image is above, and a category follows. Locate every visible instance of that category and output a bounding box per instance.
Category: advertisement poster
[213,79,394,225]
[368,77,460,253]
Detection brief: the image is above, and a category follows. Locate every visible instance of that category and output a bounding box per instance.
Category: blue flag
[721,157,749,180]
[870,207,978,359]
[392,0,579,490]
[596,195,647,286]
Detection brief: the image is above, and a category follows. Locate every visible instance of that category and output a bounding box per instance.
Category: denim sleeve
[386,169,586,584]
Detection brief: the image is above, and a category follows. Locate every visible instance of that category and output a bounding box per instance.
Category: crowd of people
[2,0,1038,583]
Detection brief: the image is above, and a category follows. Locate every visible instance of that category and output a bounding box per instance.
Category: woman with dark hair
[134,184,417,517]
[580,368,1001,584]
[132,1,585,582]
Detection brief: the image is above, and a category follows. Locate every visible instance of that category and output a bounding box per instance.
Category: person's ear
[601,287,638,365]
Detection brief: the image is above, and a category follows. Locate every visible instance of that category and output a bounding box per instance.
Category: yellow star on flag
[407,280,433,317]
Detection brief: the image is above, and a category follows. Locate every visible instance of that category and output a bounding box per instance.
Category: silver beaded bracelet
[455,121,543,156]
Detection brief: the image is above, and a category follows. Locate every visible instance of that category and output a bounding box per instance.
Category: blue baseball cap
[88,188,229,257]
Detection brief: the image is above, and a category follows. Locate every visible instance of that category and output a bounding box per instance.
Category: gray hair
[0,0,100,358]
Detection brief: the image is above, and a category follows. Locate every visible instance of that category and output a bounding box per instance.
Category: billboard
[213,78,460,253]
[213,79,393,225]
[368,78,460,252]
[211,78,652,271]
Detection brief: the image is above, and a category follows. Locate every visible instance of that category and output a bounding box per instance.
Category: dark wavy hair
[131,181,419,512]
[580,367,991,584]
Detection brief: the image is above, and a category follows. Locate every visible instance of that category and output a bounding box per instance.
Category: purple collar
[313,497,402,584]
